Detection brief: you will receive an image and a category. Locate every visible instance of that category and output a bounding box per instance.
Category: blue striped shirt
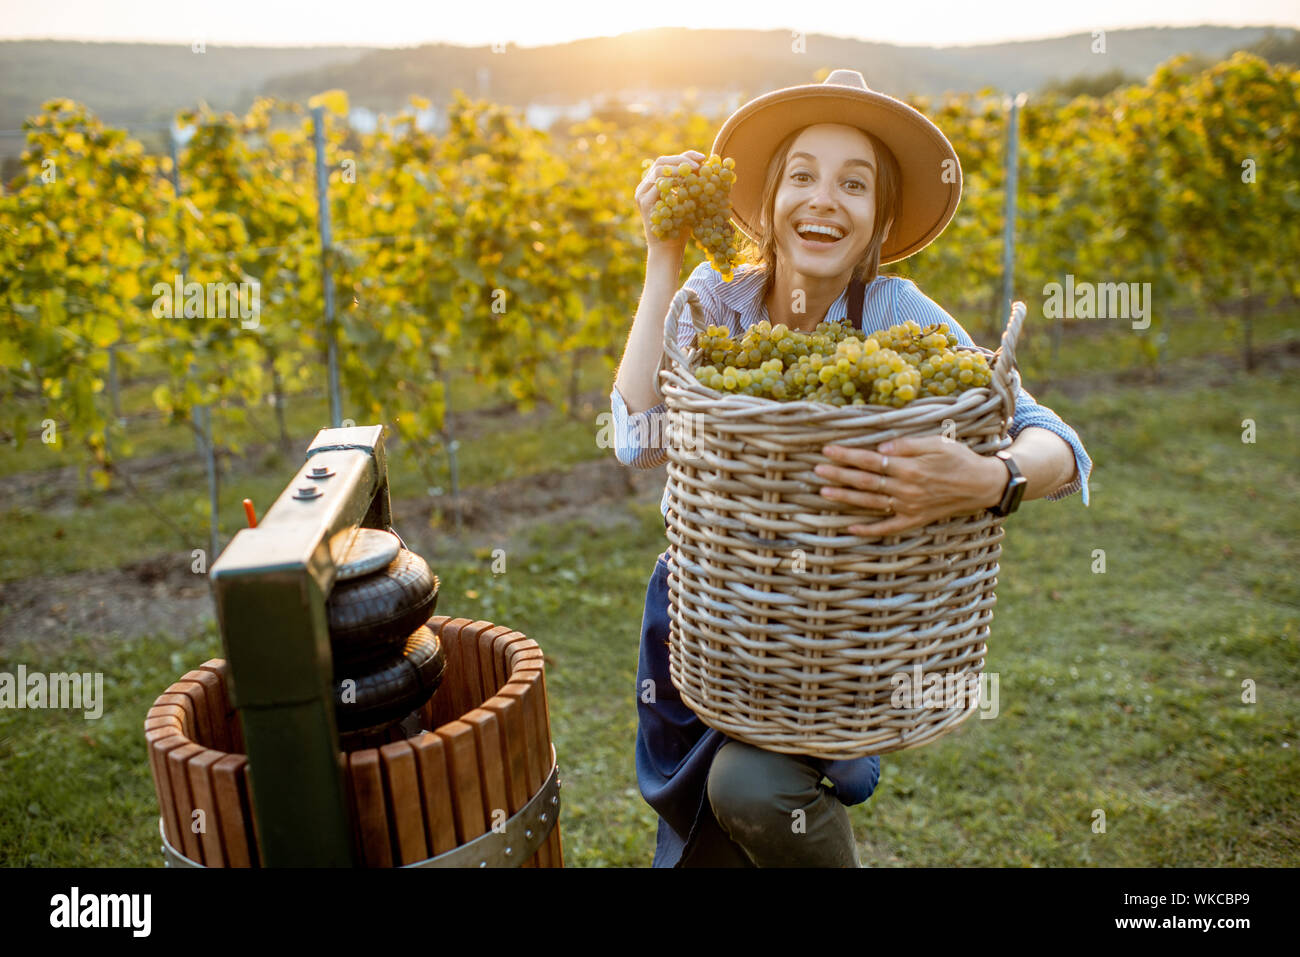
[610,260,1092,510]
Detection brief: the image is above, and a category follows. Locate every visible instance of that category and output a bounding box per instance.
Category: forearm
[613,250,685,414]
[975,426,1078,507]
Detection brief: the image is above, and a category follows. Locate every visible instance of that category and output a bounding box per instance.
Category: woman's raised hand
[635,150,706,255]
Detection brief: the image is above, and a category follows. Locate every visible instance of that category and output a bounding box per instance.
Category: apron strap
[847,277,866,331]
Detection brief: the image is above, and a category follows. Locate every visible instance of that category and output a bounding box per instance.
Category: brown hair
[741,126,902,301]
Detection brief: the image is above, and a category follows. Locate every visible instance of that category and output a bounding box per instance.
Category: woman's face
[770,124,884,281]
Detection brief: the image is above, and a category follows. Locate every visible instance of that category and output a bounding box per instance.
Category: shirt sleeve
[892,278,1092,506]
[608,261,727,470]
[819,754,881,806]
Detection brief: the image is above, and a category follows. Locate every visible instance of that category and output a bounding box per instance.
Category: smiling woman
[754,124,902,330]
[610,68,1093,869]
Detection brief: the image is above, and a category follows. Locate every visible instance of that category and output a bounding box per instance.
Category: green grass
[2,361,1297,866]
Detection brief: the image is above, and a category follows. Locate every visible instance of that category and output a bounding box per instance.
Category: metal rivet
[539,812,547,822]
[479,861,487,868]
[505,847,512,855]
[525,829,533,839]
[551,796,558,805]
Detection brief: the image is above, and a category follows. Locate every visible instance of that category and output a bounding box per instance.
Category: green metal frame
[209,425,392,866]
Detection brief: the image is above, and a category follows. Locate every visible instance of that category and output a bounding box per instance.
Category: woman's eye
[791,171,812,183]
[845,180,866,191]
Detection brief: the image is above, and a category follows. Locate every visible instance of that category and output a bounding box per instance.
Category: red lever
[242,498,258,528]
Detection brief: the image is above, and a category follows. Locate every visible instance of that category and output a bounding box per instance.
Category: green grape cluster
[646,154,743,281]
[693,319,993,408]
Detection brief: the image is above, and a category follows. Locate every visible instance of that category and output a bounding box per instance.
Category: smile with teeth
[795,222,846,243]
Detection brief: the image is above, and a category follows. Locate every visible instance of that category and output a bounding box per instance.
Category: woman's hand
[815,437,1007,536]
[635,150,706,256]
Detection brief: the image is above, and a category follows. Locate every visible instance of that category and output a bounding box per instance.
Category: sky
[1,0,1296,48]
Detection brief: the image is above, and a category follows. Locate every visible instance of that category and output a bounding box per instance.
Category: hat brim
[712,84,962,264]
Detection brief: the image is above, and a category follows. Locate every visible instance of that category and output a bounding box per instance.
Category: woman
[609,70,1092,867]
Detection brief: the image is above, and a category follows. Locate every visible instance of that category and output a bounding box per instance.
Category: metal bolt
[308,465,335,479]
[293,485,322,500]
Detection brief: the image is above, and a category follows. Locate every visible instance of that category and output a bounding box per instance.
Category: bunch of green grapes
[646,154,743,280]
[692,319,992,408]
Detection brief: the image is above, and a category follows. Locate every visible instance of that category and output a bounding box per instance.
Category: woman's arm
[613,248,689,414]
[614,149,707,415]
[817,428,1075,537]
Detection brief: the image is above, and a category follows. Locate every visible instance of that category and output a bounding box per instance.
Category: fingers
[641,153,704,183]
[819,484,891,512]
[847,514,929,536]
[814,461,883,492]
[821,444,887,474]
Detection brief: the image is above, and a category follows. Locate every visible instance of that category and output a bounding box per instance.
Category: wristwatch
[988,450,1028,517]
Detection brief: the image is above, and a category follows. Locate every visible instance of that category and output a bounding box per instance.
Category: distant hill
[0,25,1284,139]
[258,25,1280,109]
[0,41,369,131]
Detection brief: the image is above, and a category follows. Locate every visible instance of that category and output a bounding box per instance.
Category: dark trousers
[681,738,861,868]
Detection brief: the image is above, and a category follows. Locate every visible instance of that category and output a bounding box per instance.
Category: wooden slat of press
[459,620,498,710]
[476,624,515,701]
[409,732,458,856]
[182,669,229,752]
[167,680,213,748]
[510,652,562,869]
[212,754,254,867]
[436,619,476,725]
[349,749,393,868]
[186,749,226,867]
[145,715,182,733]
[500,643,550,862]
[146,730,187,850]
[165,742,206,862]
[154,692,197,740]
[420,617,452,729]
[508,646,548,777]
[537,667,564,868]
[437,720,487,849]
[379,741,429,866]
[492,631,532,695]
[521,671,556,869]
[199,660,243,753]
[480,685,536,868]
[462,708,513,863]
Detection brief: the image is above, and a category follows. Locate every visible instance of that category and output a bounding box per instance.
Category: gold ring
[886,495,894,514]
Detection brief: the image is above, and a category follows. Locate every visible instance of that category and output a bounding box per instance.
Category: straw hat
[712,69,962,263]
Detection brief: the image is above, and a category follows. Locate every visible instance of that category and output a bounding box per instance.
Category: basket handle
[659,286,709,381]
[992,300,1027,425]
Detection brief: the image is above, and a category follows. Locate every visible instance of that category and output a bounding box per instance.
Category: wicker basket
[656,288,1026,760]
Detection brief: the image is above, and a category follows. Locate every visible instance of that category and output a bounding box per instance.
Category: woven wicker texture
[657,288,1025,759]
